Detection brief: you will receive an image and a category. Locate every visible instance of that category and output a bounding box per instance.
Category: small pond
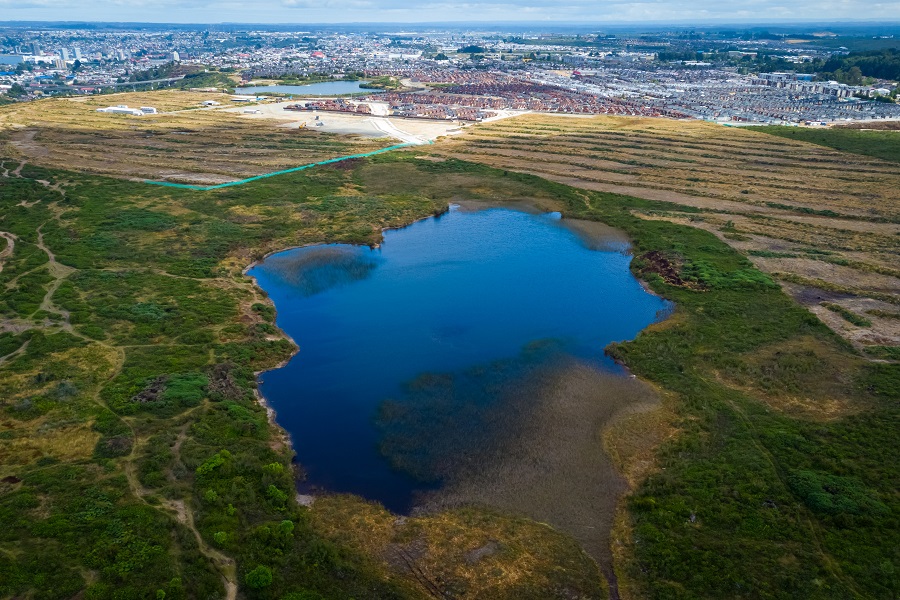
[251,205,671,513]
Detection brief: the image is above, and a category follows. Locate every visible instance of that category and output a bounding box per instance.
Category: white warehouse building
[96,104,158,116]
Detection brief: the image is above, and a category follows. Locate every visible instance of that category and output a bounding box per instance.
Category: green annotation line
[143,142,421,191]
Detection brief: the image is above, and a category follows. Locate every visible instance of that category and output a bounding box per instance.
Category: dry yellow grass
[0,343,119,473]
[310,494,607,599]
[0,91,390,184]
[0,419,99,475]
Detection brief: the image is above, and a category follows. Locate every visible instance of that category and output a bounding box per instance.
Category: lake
[235,81,381,96]
[251,205,672,513]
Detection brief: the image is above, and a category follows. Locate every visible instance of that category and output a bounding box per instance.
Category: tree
[7,83,27,98]
[278,520,295,536]
[245,565,273,589]
[71,59,82,73]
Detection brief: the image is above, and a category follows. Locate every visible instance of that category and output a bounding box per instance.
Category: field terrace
[428,114,900,354]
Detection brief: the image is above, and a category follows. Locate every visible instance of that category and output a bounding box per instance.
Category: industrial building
[95,104,157,116]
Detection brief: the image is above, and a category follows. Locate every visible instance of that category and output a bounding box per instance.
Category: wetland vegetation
[0,96,897,599]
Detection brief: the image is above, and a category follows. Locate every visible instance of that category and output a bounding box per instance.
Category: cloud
[0,0,898,22]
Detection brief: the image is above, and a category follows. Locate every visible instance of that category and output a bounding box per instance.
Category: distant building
[115,49,127,61]
[169,51,180,62]
[53,58,66,70]
[31,42,40,55]
[73,47,82,60]
[96,104,145,116]
[59,48,69,61]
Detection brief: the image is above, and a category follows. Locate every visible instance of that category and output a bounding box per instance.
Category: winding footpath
[2,159,240,599]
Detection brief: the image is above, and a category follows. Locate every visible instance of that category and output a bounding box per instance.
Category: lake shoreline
[243,202,455,489]
[243,200,672,536]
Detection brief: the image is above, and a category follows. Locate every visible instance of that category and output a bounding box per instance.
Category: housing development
[2,24,899,124]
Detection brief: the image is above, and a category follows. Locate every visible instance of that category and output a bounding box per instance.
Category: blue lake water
[251,206,671,512]
[235,81,381,96]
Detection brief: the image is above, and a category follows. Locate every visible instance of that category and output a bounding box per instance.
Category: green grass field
[753,125,900,163]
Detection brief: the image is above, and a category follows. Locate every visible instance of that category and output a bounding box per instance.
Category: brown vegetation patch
[328,157,364,170]
[310,495,607,600]
[132,375,167,404]
[0,419,100,475]
[635,251,694,289]
[602,393,678,489]
[719,336,864,419]
[207,363,244,401]
[836,121,900,131]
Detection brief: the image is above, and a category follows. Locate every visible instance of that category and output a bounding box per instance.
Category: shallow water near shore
[252,205,671,514]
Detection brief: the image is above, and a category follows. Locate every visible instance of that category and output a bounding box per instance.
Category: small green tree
[245,565,273,589]
[278,519,295,536]
[267,484,288,506]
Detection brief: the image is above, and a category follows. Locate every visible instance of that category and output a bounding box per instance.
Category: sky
[1,0,899,24]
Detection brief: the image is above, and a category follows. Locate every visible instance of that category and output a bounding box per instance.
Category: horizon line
[3,19,900,27]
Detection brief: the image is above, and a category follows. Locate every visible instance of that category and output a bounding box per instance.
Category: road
[368,116,427,145]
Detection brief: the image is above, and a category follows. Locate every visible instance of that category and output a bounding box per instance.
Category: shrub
[196,450,231,477]
[788,470,889,516]
[245,565,273,589]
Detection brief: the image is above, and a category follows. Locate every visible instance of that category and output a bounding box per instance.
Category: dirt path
[123,426,239,600]
[30,224,76,329]
[0,232,15,275]
[0,338,29,367]
[11,159,26,178]
[116,401,238,600]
